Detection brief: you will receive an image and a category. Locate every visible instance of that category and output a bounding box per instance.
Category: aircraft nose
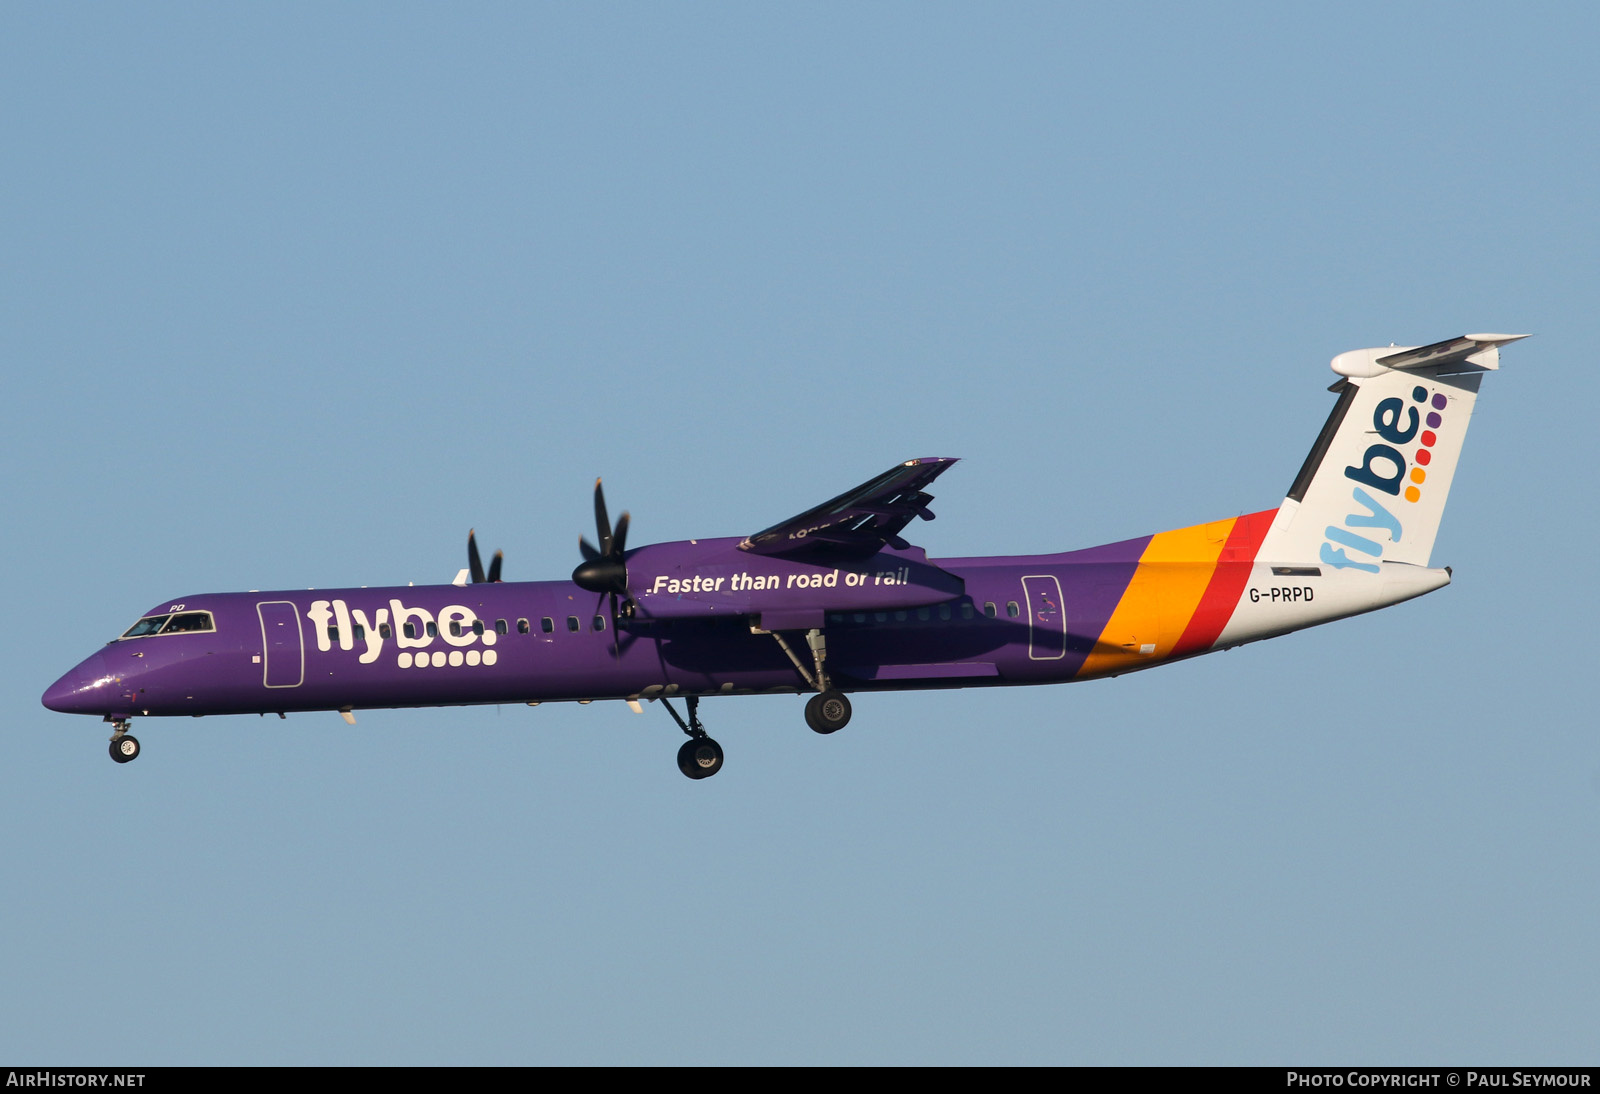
[42,651,119,714]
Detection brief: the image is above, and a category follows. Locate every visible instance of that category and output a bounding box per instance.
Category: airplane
[42,333,1524,779]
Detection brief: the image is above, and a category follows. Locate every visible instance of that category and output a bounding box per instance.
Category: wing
[738,457,959,558]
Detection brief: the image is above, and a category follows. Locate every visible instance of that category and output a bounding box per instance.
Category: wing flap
[739,457,959,558]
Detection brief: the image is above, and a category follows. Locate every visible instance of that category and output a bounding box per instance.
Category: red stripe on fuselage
[1169,508,1276,657]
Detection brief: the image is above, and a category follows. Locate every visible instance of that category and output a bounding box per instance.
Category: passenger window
[379,623,392,639]
[894,610,907,622]
[1007,601,1020,618]
[541,617,554,634]
[517,618,530,635]
[873,612,887,623]
[984,602,997,618]
[496,619,508,636]
[404,622,417,639]
[449,621,462,638]
[939,605,951,621]
[961,603,974,620]
[916,607,930,622]
[473,620,485,637]
[567,616,579,633]
[593,615,606,632]
[327,626,339,643]
[353,624,365,642]
[426,621,438,638]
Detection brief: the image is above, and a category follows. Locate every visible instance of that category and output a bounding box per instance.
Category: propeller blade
[593,479,613,556]
[487,550,503,584]
[467,530,486,584]
[574,477,635,617]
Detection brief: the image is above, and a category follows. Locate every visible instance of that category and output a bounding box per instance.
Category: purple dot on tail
[1426,411,1441,428]
[1432,393,1447,410]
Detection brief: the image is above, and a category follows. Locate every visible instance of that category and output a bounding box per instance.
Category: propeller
[571,479,636,651]
[467,529,504,584]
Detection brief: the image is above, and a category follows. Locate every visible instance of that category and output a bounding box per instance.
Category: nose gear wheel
[677,737,724,779]
[659,695,725,780]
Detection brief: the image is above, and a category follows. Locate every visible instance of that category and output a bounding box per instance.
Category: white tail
[1258,334,1525,570]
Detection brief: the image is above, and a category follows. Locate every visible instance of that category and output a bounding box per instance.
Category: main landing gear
[760,625,854,735]
[108,719,140,764]
[656,686,854,779]
[661,695,724,780]
[657,627,855,778]
[805,690,852,734]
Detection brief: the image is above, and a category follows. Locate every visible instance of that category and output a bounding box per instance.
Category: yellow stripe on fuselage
[1076,517,1235,678]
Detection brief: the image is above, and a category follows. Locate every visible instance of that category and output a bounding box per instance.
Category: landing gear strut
[661,695,723,780]
[108,719,140,764]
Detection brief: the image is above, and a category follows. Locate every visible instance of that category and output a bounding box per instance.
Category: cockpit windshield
[163,612,214,634]
[121,616,169,638]
[119,611,216,639]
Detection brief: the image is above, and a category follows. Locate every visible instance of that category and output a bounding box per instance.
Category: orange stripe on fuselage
[1076,517,1235,679]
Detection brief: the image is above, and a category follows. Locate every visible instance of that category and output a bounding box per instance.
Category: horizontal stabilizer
[1335,334,1528,377]
[1377,333,1528,370]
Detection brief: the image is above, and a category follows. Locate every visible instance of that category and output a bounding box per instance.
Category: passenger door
[257,601,305,687]
[1023,575,1066,660]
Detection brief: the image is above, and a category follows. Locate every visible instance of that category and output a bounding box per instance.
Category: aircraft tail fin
[1257,334,1525,570]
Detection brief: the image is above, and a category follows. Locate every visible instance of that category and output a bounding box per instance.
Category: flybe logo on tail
[1322,385,1448,573]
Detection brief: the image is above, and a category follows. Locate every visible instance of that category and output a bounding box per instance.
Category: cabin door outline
[1023,574,1067,661]
[257,601,305,688]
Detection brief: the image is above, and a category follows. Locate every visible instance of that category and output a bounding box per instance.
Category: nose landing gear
[108,720,140,764]
[676,736,724,779]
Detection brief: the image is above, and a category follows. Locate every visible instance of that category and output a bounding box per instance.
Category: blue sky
[3,3,1596,1064]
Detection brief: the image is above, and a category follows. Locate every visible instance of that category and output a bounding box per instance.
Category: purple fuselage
[43,534,1152,721]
